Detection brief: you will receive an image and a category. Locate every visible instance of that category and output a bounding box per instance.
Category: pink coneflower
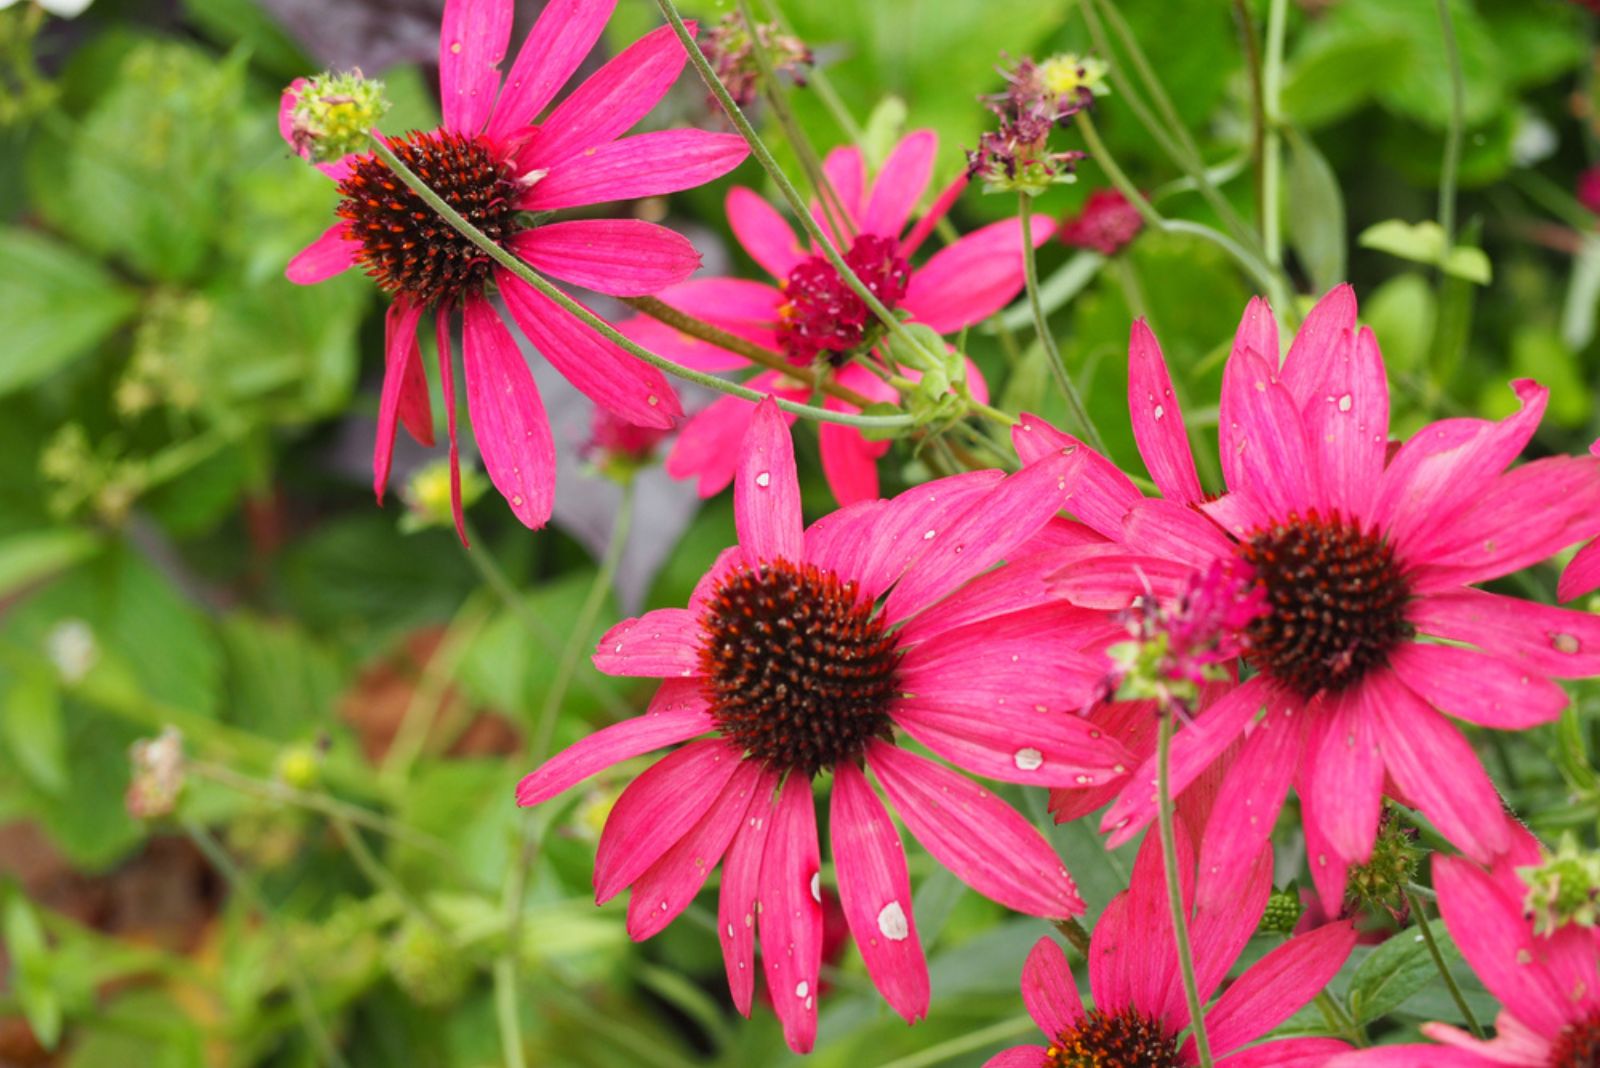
[1016,285,1600,913]
[1328,827,1600,1068]
[618,130,1050,505]
[1559,440,1600,602]
[984,817,1356,1068]
[516,398,1130,1052]
[1060,188,1144,255]
[281,0,749,539]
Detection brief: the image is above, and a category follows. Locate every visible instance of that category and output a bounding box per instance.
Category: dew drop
[810,872,821,903]
[795,980,809,999]
[512,495,524,508]
[449,40,462,54]
[1153,404,1164,421]
[923,528,936,540]
[755,471,771,488]
[1013,747,1044,771]
[1337,393,1353,412]
[647,394,659,407]
[877,901,909,941]
[1552,632,1581,655]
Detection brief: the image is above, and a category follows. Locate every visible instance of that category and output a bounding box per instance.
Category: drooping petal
[1046,551,1195,610]
[497,270,682,428]
[1218,347,1315,516]
[397,317,435,448]
[286,223,357,284]
[627,759,762,940]
[1198,921,1358,1057]
[726,186,807,280]
[526,23,694,166]
[515,682,713,805]
[1099,678,1273,848]
[1560,538,1600,603]
[1410,589,1600,678]
[1127,319,1203,504]
[867,741,1083,918]
[593,607,702,677]
[460,295,557,528]
[374,299,425,504]
[1019,937,1084,1037]
[1011,414,1142,540]
[1304,686,1384,865]
[891,698,1128,788]
[861,129,937,238]
[1277,283,1357,408]
[1300,325,1389,522]
[436,312,466,543]
[830,763,929,1024]
[983,1047,1055,1068]
[1389,642,1569,730]
[1221,1038,1357,1067]
[759,773,824,1054]
[439,0,513,135]
[735,397,802,563]
[593,739,739,903]
[508,221,700,297]
[665,374,805,498]
[718,769,779,1016]
[523,130,749,210]
[486,0,616,141]
[901,216,1056,334]
[1120,498,1234,569]
[1370,669,1512,863]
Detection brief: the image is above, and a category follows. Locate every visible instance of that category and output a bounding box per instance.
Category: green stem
[1313,990,1364,1046]
[756,0,865,144]
[1435,0,1465,250]
[1019,193,1107,453]
[1261,0,1288,268]
[874,1016,1037,1068]
[1157,708,1213,1068]
[327,811,443,929]
[1232,0,1267,232]
[367,137,914,434]
[1053,916,1092,957]
[1406,889,1484,1039]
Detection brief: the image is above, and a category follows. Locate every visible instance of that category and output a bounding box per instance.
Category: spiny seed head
[289,70,390,163]
[1238,509,1411,698]
[1518,832,1600,936]
[1550,1013,1600,1068]
[1345,806,1420,922]
[777,235,910,365]
[698,558,900,777]
[336,129,519,306]
[1046,1008,1179,1068]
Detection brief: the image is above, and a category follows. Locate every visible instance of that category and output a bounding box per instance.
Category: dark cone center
[1047,1008,1180,1067]
[1552,1013,1600,1068]
[1238,509,1411,698]
[698,558,900,777]
[777,234,910,364]
[337,129,519,306]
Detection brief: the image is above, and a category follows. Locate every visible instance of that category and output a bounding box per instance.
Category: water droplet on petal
[810,872,821,903]
[1337,393,1353,412]
[795,980,809,999]
[450,40,462,54]
[1013,747,1044,771]
[1553,632,1581,655]
[755,471,771,488]
[877,901,909,941]
[923,528,936,540]
[1153,404,1164,421]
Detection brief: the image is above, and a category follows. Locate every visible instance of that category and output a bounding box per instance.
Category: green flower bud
[386,917,472,1008]
[1518,833,1600,936]
[287,70,390,164]
[1258,888,1305,934]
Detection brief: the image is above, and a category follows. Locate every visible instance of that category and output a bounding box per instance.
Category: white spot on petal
[755,471,771,488]
[795,980,809,998]
[877,902,909,941]
[810,872,821,903]
[1337,393,1353,412]
[1013,747,1044,771]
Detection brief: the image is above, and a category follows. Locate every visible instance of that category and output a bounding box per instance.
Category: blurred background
[0,0,1597,1064]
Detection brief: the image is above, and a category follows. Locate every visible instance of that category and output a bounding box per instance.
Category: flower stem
[1405,889,1484,1039]
[1019,192,1107,454]
[1053,916,1092,957]
[1261,0,1288,269]
[1157,707,1214,1068]
[755,0,865,144]
[366,136,915,433]
[1232,0,1267,232]
[1434,0,1465,250]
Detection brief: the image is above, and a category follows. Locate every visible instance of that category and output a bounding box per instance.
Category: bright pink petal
[1325,1047,1500,1068]
[830,763,929,1024]
[374,299,425,505]
[526,22,693,165]
[1047,551,1195,610]
[593,739,740,902]
[867,741,1083,918]
[891,697,1127,788]
[1099,678,1273,847]
[486,0,616,141]
[898,556,1121,646]
[1199,921,1357,1056]
[515,683,713,805]
[1120,498,1234,569]
[508,221,700,297]
[718,769,779,1016]
[616,314,761,374]
[1019,937,1084,1037]
[627,758,761,940]
[759,774,823,1053]
[901,216,1056,334]
[436,313,466,543]
[1560,538,1600,602]
[654,276,785,331]
[1389,642,1568,730]
[901,171,969,257]
[1305,686,1384,865]
[1218,297,1280,491]
[818,363,896,505]
[286,223,356,284]
[498,271,681,429]
[593,607,701,677]
[398,318,435,448]
[1220,1038,1356,1067]
[1011,414,1142,540]
[439,0,512,135]
[1370,669,1512,863]
[666,374,804,498]
[1219,347,1315,516]
[727,186,807,280]
[1301,325,1389,522]
[735,397,802,562]
[1411,589,1600,678]
[983,1047,1053,1068]
[523,130,749,211]
[461,295,556,528]
[1278,283,1357,407]
[1094,824,1189,1024]
[812,145,865,244]
[1127,319,1202,504]
[883,445,1083,622]
[846,471,1005,603]
[862,129,936,238]
[1189,840,1274,1019]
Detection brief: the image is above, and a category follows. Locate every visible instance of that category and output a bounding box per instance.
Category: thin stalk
[874,1016,1036,1068]
[1232,0,1267,231]
[368,137,914,434]
[1019,193,1107,453]
[327,811,443,929]
[1261,0,1289,268]
[1314,990,1364,1046]
[1157,709,1213,1067]
[1406,889,1484,1039]
[654,0,948,374]
[755,0,865,144]
[1435,0,1465,249]
[1053,916,1092,957]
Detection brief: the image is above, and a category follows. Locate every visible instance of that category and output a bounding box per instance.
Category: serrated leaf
[1348,918,1456,1024]
[1285,127,1347,293]
[0,229,139,396]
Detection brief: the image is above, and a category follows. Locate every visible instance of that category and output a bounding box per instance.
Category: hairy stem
[1019,192,1107,453]
[1158,709,1214,1067]
[1405,889,1484,1039]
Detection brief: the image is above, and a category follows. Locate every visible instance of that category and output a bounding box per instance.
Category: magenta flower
[516,398,1130,1052]
[617,130,1052,505]
[1328,827,1600,1068]
[280,0,749,538]
[984,819,1356,1068]
[1579,165,1600,216]
[1559,440,1600,602]
[1059,188,1144,255]
[1015,285,1600,913]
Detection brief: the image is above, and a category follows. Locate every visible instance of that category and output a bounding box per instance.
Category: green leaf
[860,95,909,171]
[1357,219,1490,284]
[3,670,67,795]
[1283,30,1409,128]
[4,890,63,1049]
[0,528,101,599]
[1562,234,1600,352]
[0,229,139,396]
[1442,245,1491,285]
[178,0,311,80]
[1284,128,1347,294]
[1348,918,1457,1024]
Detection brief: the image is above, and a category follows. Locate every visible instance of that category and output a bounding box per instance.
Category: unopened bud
[283,70,389,165]
[1518,833,1600,936]
[1258,888,1305,934]
[1345,807,1420,922]
[701,12,812,109]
